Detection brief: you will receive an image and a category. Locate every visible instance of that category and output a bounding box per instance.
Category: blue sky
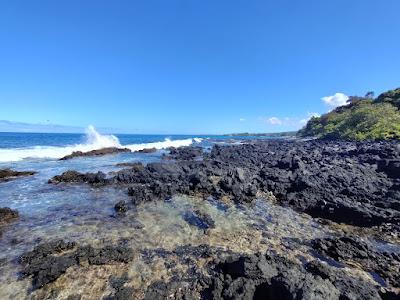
[0,0,399,134]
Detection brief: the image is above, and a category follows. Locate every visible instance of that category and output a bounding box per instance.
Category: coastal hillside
[298,88,400,140]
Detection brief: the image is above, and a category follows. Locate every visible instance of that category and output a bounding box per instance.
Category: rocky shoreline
[2,139,400,299]
[50,140,400,228]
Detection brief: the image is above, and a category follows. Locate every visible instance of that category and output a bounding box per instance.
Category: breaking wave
[0,126,202,162]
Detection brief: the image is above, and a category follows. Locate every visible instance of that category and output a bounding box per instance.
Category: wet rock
[145,251,385,300]
[51,140,400,228]
[0,207,19,224]
[59,147,131,160]
[182,209,215,230]
[20,240,76,265]
[48,170,107,185]
[135,147,157,153]
[0,168,36,182]
[114,200,128,215]
[20,240,77,288]
[20,240,134,290]
[115,162,145,171]
[312,235,400,288]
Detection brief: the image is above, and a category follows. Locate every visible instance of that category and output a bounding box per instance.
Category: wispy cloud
[261,112,321,128]
[239,118,246,122]
[266,117,283,125]
[0,120,123,134]
[322,93,349,109]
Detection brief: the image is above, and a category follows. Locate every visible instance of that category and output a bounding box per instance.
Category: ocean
[0,126,277,219]
[0,126,268,163]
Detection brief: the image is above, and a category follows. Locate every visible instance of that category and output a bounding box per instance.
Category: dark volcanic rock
[59,147,131,160]
[182,209,215,230]
[115,162,145,171]
[119,141,400,227]
[135,147,157,153]
[20,240,134,289]
[114,200,128,215]
[48,170,107,185]
[164,146,203,160]
[0,207,19,224]
[51,140,400,228]
[312,235,400,287]
[0,169,36,182]
[143,251,389,300]
[377,159,400,178]
[20,240,77,288]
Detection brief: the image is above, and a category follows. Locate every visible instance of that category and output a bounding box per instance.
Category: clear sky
[0,0,399,134]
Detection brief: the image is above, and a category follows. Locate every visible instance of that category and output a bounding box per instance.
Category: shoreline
[0,139,399,299]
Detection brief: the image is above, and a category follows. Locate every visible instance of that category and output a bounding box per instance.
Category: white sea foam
[125,138,198,152]
[0,126,202,162]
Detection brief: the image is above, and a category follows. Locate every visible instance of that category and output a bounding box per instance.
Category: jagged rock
[143,251,387,300]
[0,169,36,182]
[48,170,107,185]
[59,147,131,160]
[164,146,203,160]
[312,235,400,287]
[115,162,145,171]
[50,140,400,228]
[20,240,134,289]
[135,147,157,153]
[0,207,19,224]
[114,200,128,214]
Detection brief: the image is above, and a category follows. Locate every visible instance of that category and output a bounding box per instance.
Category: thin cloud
[239,118,246,122]
[267,117,283,125]
[322,93,349,109]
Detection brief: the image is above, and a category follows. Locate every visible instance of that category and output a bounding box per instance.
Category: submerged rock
[135,147,157,153]
[114,200,128,215]
[0,207,19,224]
[115,162,145,171]
[312,235,400,288]
[59,147,131,160]
[0,207,19,237]
[0,168,36,182]
[182,209,215,230]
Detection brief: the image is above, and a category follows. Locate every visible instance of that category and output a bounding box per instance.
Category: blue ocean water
[0,131,201,149]
[0,127,274,165]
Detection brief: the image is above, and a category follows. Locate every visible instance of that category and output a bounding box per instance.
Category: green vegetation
[298,88,400,140]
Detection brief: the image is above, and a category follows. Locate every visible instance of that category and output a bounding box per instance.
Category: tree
[298,88,400,140]
[365,91,375,99]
